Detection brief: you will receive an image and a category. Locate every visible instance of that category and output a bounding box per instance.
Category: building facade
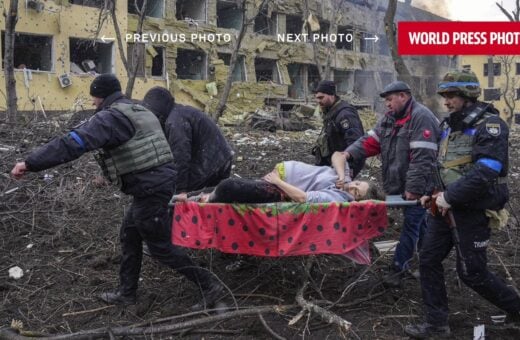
[0,0,451,120]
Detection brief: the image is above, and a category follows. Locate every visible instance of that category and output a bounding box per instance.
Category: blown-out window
[1,32,53,71]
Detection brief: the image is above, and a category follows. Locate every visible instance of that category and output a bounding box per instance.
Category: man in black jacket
[405,70,520,338]
[143,87,233,193]
[312,80,365,178]
[11,74,223,310]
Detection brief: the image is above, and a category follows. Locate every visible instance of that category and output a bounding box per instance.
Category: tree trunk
[4,0,19,122]
[213,0,267,122]
[124,0,147,97]
[384,0,412,84]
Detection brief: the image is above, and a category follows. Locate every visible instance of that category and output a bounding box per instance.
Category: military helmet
[437,69,481,99]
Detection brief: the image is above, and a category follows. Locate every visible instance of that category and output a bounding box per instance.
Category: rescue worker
[343,81,440,287]
[10,74,223,310]
[143,87,233,193]
[405,70,520,338]
[312,80,365,178]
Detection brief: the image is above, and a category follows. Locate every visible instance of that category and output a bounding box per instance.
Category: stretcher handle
[384,195,420,207]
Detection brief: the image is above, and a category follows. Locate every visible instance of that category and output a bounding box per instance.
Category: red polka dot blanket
[172,201,388,259]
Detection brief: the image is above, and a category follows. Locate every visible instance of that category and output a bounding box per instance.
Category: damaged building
[0,0,452,121]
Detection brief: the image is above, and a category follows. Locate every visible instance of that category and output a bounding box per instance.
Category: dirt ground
[1,118,520,339]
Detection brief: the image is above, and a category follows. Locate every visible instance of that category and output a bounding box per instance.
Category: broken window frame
[216,0,244,30]
[68,0,104,8]
[254,8,277,35]
[176,0,207,23]
[69,37,114,75]
[336,25,354,50]
[333,69,355,94]
[128,0,165,19]
[287,63,319,99]
[217,52,247,82]
[176,48,207,80]
[285,14,303,35]
[150,45,165,78]
[254,57,281,83]
[1,31,54,72]
[359,31,375,54]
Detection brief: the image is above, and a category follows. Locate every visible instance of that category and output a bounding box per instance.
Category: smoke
[412,0,452,19]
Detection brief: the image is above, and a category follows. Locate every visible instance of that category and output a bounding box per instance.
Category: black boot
[191,281,225,311]
[404,322,451,339]
[99,289,136,305]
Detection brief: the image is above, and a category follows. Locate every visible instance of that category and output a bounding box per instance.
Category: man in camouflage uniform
[312,80,365,178]
[405,70,520,338]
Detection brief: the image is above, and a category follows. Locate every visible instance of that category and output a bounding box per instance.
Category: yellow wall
[461,55,519,122]
[0,1,166,112]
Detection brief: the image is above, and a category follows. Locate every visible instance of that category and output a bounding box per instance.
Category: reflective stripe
[410,141,438,150]
[477,158,502,172]
[367,129,379,142]
[439,81,480,88]
[69,131,86,150]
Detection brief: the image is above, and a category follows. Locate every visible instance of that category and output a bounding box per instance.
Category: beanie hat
[90,74,122,98]
[315,80,336,96]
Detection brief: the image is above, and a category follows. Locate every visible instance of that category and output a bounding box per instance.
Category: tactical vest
[95,103,173,187]
[438,112,505,186]
[315,101,346,159]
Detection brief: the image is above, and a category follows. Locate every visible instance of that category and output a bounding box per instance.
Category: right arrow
[364,34,379,43]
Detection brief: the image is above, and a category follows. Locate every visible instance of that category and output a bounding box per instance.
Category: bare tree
[384,0,412,84]
[496,0,520,21]
[3,0,19,122]
[94,0,147,98]
[497,56,517,126]
[213,0,268,122]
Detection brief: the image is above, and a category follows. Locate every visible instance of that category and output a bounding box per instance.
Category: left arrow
[101,35,116,43]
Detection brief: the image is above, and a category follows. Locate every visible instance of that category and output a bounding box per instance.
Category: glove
[436,192,451,209]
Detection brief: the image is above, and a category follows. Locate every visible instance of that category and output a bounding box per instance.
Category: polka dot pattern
[171,201,388,259]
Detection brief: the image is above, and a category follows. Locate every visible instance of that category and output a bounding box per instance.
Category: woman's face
[344,181,369,200]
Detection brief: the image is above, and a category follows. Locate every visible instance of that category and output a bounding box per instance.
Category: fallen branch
[258,313,286,340]
[0,305,291,340]
[62,305,115,317]
[293,257,352,334]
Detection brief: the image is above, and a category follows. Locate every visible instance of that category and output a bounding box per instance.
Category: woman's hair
[364,181,385,201]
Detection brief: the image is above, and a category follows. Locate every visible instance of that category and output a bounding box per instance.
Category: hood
[143,87,175,126]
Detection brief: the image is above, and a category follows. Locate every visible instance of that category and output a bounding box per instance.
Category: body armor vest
[438,112,504,186]
[96,103,173,187]
[315,101,346,159]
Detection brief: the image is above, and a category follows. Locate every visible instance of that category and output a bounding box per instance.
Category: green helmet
[437,69,481,99]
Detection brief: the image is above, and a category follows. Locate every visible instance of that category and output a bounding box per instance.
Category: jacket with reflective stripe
[100,103,173,186]
[347,97,440,195]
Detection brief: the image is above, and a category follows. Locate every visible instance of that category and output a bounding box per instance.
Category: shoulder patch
[485,123,501,136]
[423,129,432,139]
[340,119,350,129]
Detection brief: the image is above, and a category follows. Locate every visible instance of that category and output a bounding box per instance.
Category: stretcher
[169,196,418,264]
